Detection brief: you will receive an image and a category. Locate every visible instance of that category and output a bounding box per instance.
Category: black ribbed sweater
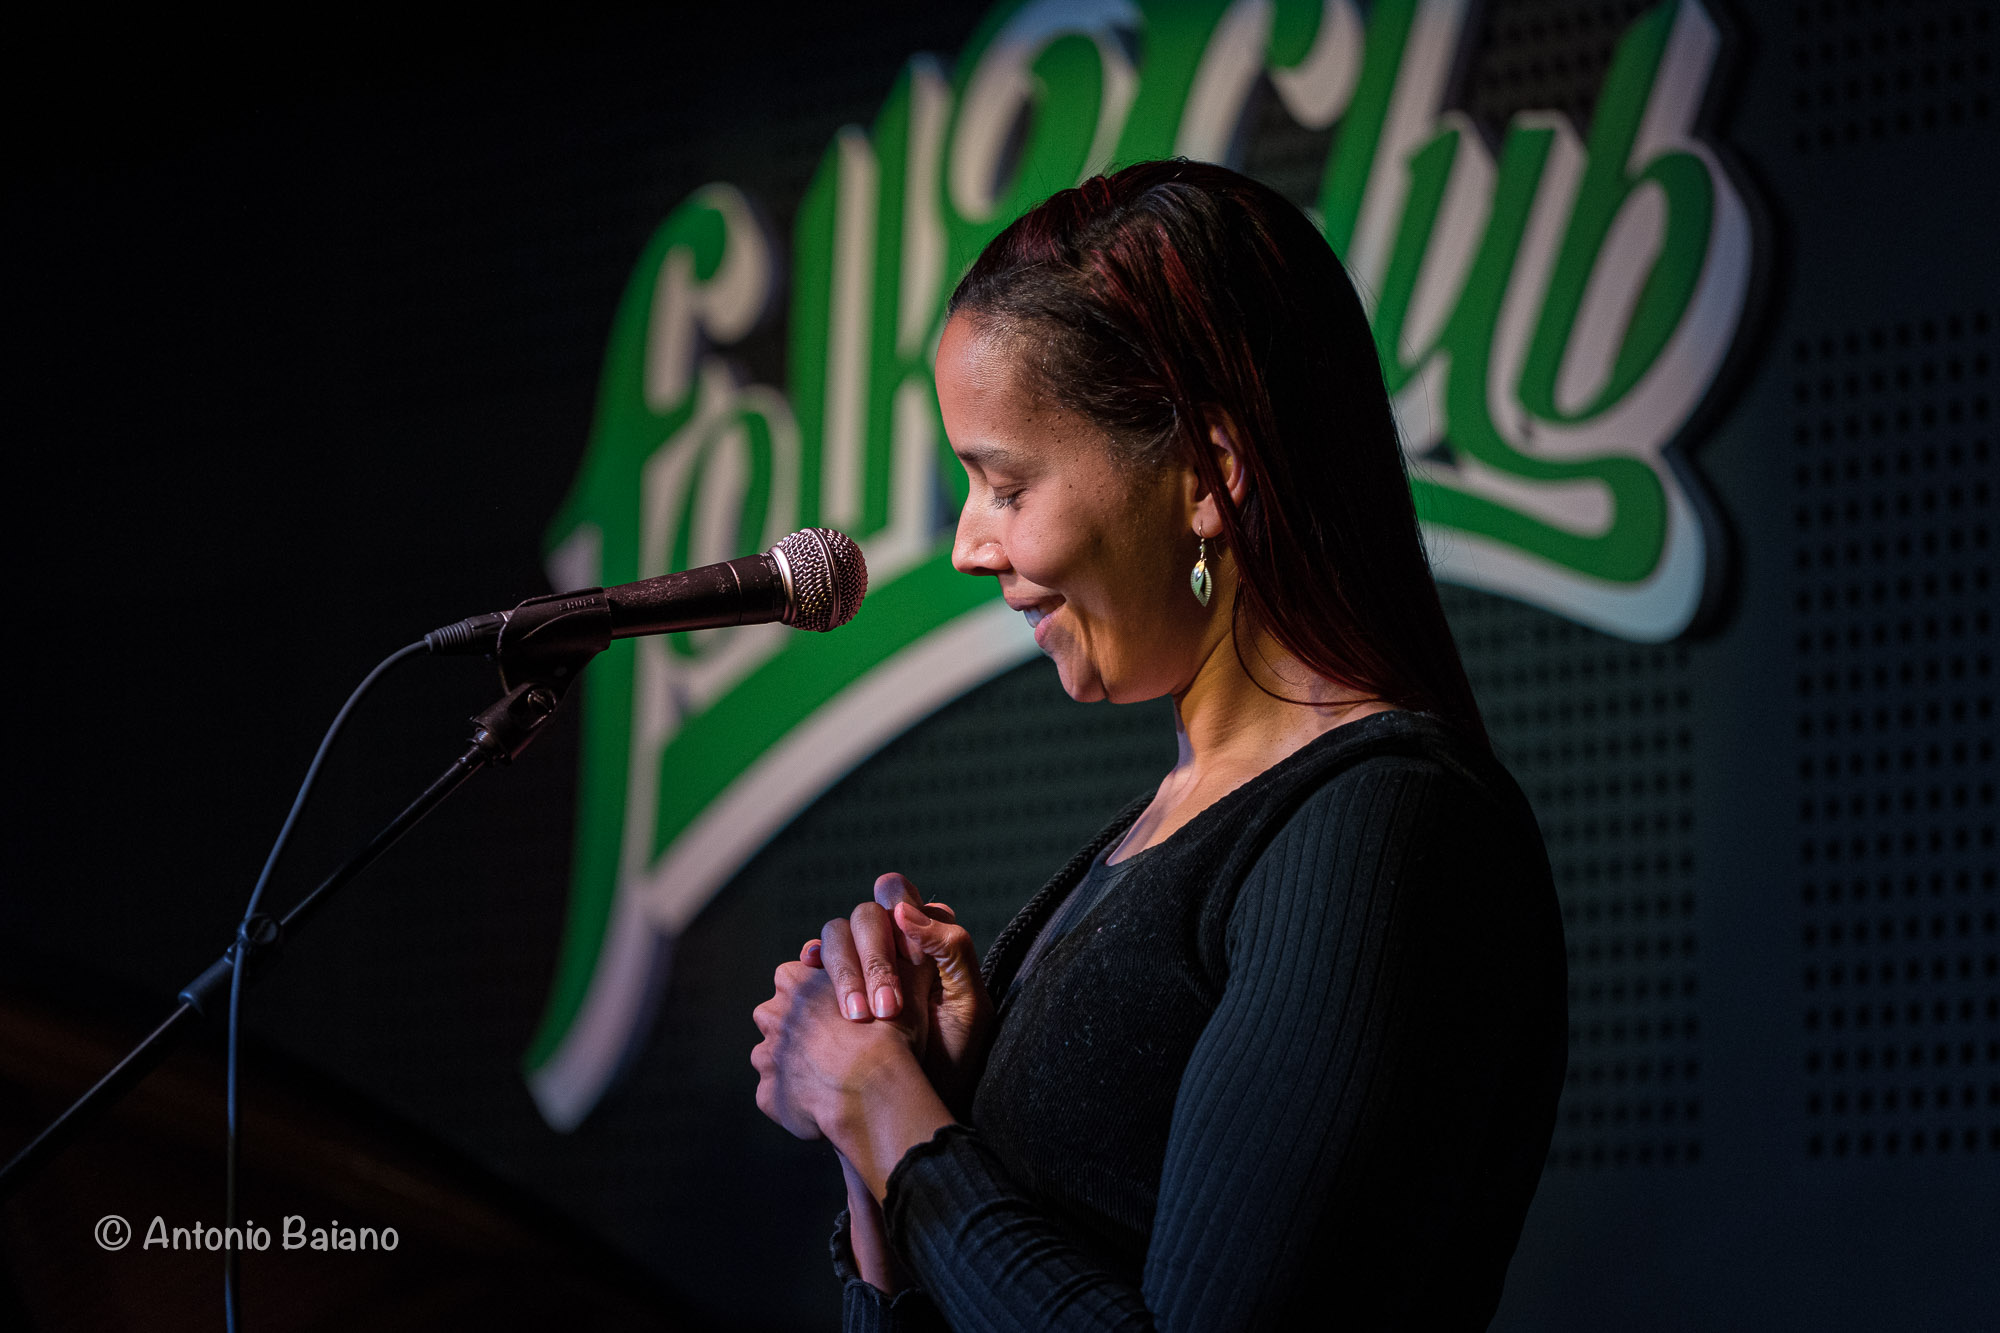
[833,710,1567,1331]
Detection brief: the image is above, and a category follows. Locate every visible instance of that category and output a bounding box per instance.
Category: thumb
[894,901,984,993]
[874,873,927,964]
[873,872,923,910]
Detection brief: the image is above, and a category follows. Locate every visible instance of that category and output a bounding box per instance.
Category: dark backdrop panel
[3,2,1994,1330]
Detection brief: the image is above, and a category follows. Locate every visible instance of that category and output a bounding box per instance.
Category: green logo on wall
[527,0,1755,1128]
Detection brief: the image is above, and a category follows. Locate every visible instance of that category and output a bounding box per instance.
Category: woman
[750,159,1566,1330]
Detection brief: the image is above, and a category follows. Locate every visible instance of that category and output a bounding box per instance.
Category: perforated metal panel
[1460,0,1660,130]
[1443,588,1704,1169]
[1790,0,1994,155]
[723,661,1175,954]
[1243,0,1663,205]
[1250,0,1713,1172]
[1791,307,1998,1160]
[24,2,1999,1327]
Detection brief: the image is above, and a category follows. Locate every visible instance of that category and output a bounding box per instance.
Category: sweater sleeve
[831,1207,951,1332]
[879,756,1559,1332]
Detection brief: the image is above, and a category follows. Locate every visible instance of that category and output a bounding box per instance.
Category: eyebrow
[952,442,1028,471]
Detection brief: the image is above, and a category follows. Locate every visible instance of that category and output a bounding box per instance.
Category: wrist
[823,1027,919,1138]
[827,1044,954,1204]
[837,1153,907,1294]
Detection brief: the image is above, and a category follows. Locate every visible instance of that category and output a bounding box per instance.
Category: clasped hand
[751,873,993,1148]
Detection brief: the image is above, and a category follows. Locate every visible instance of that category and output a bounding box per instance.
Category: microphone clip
[427,590,607,759]
[490,589,611,692]
[426,588,613,692]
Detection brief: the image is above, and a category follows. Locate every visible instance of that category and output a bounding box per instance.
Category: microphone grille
[775,528,867,632]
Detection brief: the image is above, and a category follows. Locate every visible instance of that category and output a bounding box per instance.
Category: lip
[1009,597,1063,649]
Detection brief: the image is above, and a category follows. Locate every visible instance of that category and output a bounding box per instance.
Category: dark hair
[947,159,1488,748]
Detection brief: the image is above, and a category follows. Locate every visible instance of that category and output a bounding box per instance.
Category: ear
[1190,410,1251,538]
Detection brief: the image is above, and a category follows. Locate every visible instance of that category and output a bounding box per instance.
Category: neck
[1168,599,1391,787]
[1106,582,1397,864]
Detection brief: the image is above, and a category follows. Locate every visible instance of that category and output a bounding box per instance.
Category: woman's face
[938,313,1211,703]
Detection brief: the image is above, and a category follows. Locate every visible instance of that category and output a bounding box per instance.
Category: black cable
[223,640,427,1332]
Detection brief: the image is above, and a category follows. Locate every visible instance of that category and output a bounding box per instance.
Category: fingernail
[873,986,898,1018]
[844,993,867,1020]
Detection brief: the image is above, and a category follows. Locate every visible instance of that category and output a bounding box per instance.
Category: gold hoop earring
[1190,536,1212,607]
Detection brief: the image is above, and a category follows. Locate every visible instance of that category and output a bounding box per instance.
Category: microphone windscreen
[775,528,868,632]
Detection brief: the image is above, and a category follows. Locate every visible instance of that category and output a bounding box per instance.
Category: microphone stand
[0,651,590,1200]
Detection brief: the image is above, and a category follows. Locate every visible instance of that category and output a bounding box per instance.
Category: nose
[952,501,1007,578]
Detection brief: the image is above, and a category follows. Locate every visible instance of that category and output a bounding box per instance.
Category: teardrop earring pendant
[1190,536,1212,607]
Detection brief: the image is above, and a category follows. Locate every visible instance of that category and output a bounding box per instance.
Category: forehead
[936,314,1098,464]
[935,314,1030,414]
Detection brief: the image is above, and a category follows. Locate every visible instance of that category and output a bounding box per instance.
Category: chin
[1051,657,1110,705]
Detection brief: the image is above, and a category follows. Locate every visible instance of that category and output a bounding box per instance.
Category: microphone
[424,527,867,661]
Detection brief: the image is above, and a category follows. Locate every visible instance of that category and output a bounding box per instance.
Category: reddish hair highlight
[949,159,1488,748]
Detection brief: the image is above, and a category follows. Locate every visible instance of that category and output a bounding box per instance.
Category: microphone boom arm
[0,655,581,1200]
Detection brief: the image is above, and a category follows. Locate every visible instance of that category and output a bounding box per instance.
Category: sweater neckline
[981,708,1462,1002]
[1104,707,1437,867]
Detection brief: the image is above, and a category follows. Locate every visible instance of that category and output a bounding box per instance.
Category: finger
[874,874,927,961]
[923,901,958,925]
[819,918,870,1021]
[895,902,989,998]
[801,939,823,967]
[849,901,903,1019]
[753,985,791,1028]
[873,872,923,911]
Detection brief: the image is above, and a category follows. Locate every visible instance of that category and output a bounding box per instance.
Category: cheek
[1006,514,1092,588]
[1088,513,1180,604]
[1012,469,1176,605]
